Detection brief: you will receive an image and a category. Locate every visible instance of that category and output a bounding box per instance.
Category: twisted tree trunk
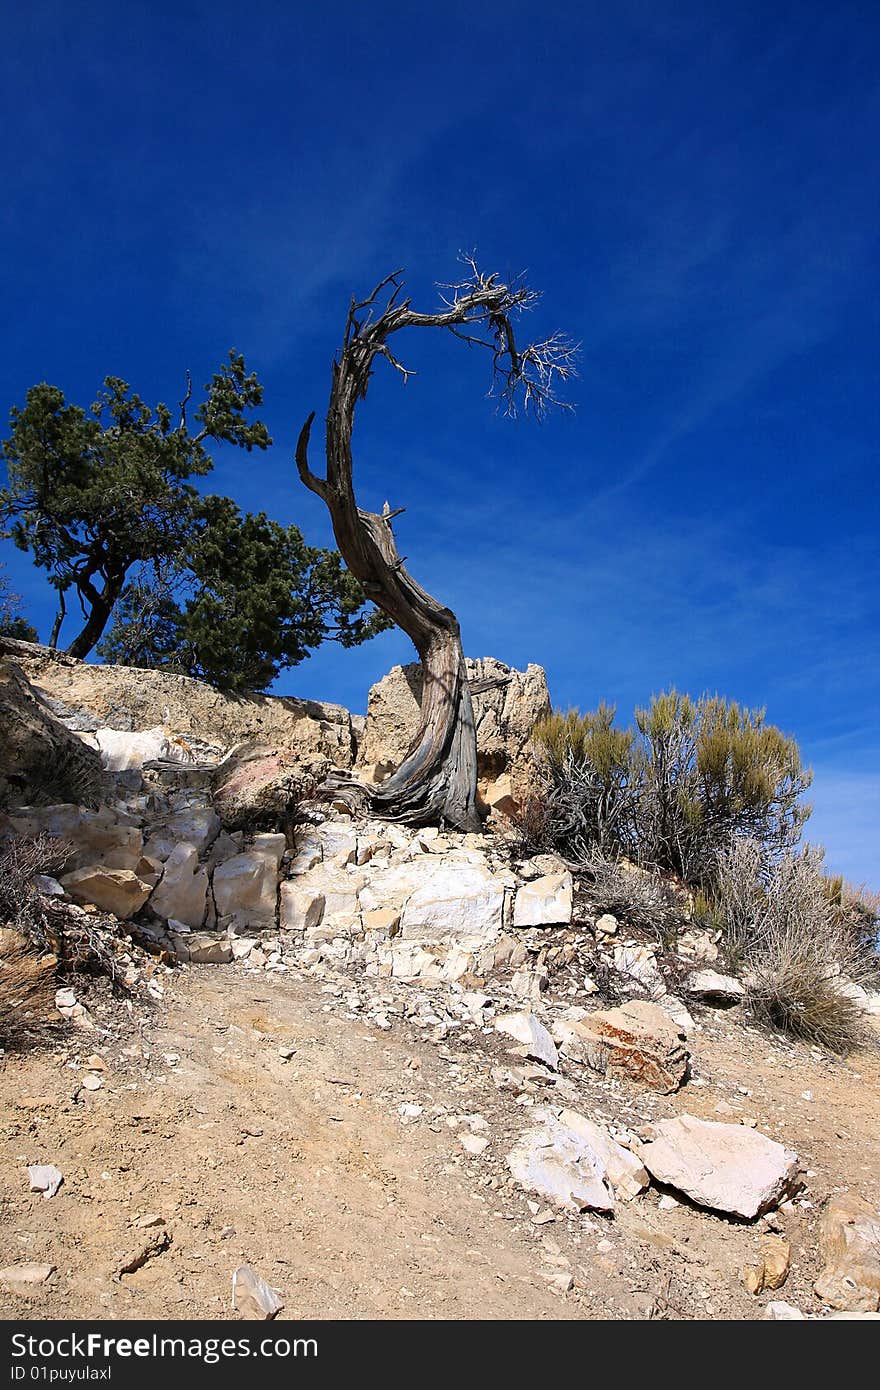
[295,262,575,832]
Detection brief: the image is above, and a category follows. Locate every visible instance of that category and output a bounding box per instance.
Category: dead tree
[295,256,577,831]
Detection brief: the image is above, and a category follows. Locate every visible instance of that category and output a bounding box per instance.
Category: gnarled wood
[296,259,576,831]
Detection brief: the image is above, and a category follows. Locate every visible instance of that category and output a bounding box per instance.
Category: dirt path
[1,963,878,1321]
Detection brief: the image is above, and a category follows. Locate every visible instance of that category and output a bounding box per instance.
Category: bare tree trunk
[295,261,575,832]
[48,589,66,649]
[298,411,478,828]
[65,573,124,660]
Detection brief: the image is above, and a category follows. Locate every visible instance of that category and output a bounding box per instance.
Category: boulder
[399,862,507,943]
[10,804,143,873]
[212,833,285,932]
[90,726,195,772]
[143,804,221,861]
[0,652,102,809]
[684,969,745,1006]
[557,1109,650,1200]
[612,943,665,996]
[568,1000,689,1093]
[813,1194,880,1312]
[507,1108,615,1213]
[174,932,233,965]
[279,882,325,932]
[495,1011,559,1069]
[212,744,310,831]
[633,1114,802,1219]
[512,871,573,927]
[149,843,209,929]
[60,865,152,919]
[356,657,550,807]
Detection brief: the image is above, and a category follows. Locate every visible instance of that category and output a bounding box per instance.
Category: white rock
[213,835,284,932]
[0,1263,55,1290]
[399,862,507,943]
[60,866,152,919]
[507,1108,615,1213]
[634,1115,801,1219]
[27,1164,63,1198]
[685,969,745,1005]
[512,872,573,927]
[460,1133,490,1156]
[231,1264,284,1319]
[613,943,665,994]
[149,843,208,928]
[557,1108,650,1200]
[143,806,221,861]
[495,1012,559,1070]
[595,913,618,936]
[764,1301,806,1319]
[93,726,195,772]
[279,881,325,932]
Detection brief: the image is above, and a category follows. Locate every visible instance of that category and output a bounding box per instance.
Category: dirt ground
[1,962,878,1321]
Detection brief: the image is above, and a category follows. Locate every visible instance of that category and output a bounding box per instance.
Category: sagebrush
[715,838,872,1053]
[525,691,811,885]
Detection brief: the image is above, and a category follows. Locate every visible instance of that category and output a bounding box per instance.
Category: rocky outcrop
[0,655,102,809]
[6,641,355,769]
[356,657,550,811]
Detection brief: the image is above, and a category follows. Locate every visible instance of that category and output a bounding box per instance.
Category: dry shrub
[716,839,872,1053]
[578,851,684,945]
[0,832,71,947]
[0,936,59,1049]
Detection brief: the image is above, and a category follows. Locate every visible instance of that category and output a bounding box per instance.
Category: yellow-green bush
[528,690,812,884]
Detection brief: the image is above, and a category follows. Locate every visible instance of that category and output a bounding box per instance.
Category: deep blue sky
[2,1,878,885]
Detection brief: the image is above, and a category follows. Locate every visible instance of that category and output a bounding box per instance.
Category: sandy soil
[1,963,878,1321]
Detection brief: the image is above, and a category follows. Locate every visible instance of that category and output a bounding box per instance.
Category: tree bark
[297,411,480,831]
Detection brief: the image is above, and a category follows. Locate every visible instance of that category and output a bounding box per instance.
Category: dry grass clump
[0,934,59,1049]
[716,839,873,1053]
[577,851,685,945]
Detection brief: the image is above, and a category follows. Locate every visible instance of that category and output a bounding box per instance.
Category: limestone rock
[557,1108,650,1200]
[513,872,573,927]
[633,1115,801,1219]
[813,1194,880,1312]
[61,865,152,919]
[174,932,233,964]
[212,744,311,831]
[279,881,325,932]
[11,644,354,764]
[149,843,208,929]
[0,1263,55,1291]
[495,1012,559,1069]
[399,862,506,943]
[27,1164,63,1198]
[612,943,665,995]
[570,1000,689,1093]
[11,804,143,872]
[91,726,195,771]
[231,1263,284,1320]
[212,834,285,932]
[143,805,221,861]
[685,969,745,1006]
[507,1108,615,1213]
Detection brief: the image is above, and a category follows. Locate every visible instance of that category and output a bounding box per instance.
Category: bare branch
[178,370,193,433]
[294,412,329,501]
